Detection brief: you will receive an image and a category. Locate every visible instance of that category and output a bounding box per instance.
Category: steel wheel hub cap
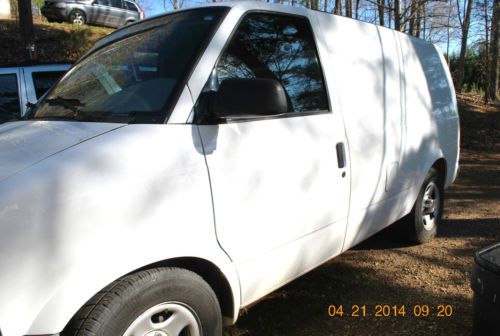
[123,302,201,336]
[421,181,440,231]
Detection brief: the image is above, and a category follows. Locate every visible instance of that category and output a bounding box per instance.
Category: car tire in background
[62,267,222,336]
[69,10,86,25]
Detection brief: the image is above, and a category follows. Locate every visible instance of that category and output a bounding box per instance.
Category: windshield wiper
[35,111,112,122]
[46,96,86,113]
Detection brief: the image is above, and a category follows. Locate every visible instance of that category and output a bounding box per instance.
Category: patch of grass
[0,19,112,66]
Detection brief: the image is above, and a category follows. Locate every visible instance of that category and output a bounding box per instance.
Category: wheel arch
[431,157,447,187]
[27,255,240,335]
[132,257,236,325]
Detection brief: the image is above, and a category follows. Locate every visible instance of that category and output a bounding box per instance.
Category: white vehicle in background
[0,2,459,336]
[0,64,70,123]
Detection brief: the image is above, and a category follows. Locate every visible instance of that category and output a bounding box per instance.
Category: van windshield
[33,8,227,124]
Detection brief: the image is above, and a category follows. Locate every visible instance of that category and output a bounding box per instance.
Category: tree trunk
[334,0,342,15]
[446,1,452,64]
[18,0,36,61]
[388,0,393,28]
[456,0,474,93]
[415,1,421,37]
[355,0,360,18]
[394,0,401,31]
[487,0,499,101]
[345,0,352,17]
[409,0,416,35]
[377,0,385,26]
[324,0,328,12]
[421,2,426,39]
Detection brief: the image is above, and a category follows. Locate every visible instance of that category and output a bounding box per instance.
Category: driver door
[196,12,350,306]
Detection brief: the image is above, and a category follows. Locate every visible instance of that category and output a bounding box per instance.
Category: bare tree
[487,0,499,101]
[455,0,474,92]
[164,0,184,10]
[394,0,401,30]
[18,0,36,60]
[334,0,342,14]
[377,0,385,25]
[345,0,353,16]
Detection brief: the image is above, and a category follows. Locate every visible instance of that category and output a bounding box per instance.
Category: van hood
[0,120,125,182]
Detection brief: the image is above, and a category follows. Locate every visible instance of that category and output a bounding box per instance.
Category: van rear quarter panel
[398,35,459,188]
[315,13,458,249]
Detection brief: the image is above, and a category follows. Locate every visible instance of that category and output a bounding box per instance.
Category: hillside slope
[0,19,112,66]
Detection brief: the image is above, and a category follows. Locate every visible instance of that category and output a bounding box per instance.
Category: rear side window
[0,74,20,122]
[125,1,138,11]
[96,0,109,5]
[216,13,328,113]
[109,0,123,9]
[32,71,66,99]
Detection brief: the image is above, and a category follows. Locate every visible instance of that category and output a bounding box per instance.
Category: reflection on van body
[0,3,459,336]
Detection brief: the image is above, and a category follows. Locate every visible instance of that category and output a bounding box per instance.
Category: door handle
[336,142,346,169]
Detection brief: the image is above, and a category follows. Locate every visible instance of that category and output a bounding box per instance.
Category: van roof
[86,1,437,60]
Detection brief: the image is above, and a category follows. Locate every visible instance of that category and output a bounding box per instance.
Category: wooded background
[6,0,500,102]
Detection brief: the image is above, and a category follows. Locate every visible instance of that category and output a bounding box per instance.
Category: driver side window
[215,13,328,113]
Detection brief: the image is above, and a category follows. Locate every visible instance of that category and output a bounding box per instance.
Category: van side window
[32,71,66,99]
[216,13,328,113]
[0,73,20,122]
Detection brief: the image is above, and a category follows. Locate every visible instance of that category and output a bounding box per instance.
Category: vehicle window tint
[32,71,66,99]
[125,1,138,11]
[109,0,123,8]
[96,0,109,5]
[216,13,328,113]
[0,74,20,123]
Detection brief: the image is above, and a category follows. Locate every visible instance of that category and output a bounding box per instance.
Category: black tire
[69,10,86,25]
[62,267,222,336]
[407,168,444,244]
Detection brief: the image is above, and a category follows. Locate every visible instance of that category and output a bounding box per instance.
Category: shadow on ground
[224,95,499,336]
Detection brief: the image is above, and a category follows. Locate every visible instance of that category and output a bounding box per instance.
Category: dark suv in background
[42,0,144,28]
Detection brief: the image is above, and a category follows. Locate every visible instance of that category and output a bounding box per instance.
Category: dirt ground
[224,93,500,336]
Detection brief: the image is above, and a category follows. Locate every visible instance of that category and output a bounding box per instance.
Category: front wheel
[407,168,444,244]
[62,267,222,336]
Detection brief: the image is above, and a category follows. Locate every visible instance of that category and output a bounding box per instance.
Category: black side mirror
[211,78,288,119]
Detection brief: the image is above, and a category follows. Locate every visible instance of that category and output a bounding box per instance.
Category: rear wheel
[70,10,86,25]
[407,168,444,244]
[62,267,222,336]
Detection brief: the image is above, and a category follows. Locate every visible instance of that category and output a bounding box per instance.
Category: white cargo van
[0,2,459,336]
